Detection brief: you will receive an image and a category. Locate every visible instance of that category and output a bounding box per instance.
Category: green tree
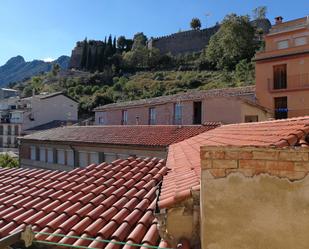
[190,18,202,30]
[51,63,60,76]
[205,14,257,70]
[117,36,127,51]
[252,6,267,20]
[234,59,255,86]
[31,76,43,94]
[132,32,147,50]
[0,154,19,168]
[80,38,88,69]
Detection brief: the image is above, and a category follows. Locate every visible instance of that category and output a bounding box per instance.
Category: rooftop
[269,16,309,35]
[94,86,255,111]
[24,120,78,133]
[20,124,221,147]
[0,157,170,248]
[159,116,309,208]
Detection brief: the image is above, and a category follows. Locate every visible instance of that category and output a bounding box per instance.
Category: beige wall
[20,141,167,170]
[23,95,78,130]
[200,146,309,249]
[95,97,269,125]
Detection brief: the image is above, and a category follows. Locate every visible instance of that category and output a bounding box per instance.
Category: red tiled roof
[159,116,309,208]
[0,157,171,248]
[21,124,220,147]
[94,86,255,111]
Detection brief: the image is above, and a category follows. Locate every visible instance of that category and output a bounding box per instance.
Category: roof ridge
[222,116,309,128]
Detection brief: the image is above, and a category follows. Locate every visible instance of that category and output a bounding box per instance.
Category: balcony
[268,73,309,92]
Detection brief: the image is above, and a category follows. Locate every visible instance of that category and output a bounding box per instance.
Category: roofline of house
[253,49,309,62]
[19,138,169,150]
[38,92,79,103]
[94,86,256,112]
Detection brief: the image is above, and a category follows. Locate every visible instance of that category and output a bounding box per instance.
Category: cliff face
[69,40,105,70]
[0,56,70,86]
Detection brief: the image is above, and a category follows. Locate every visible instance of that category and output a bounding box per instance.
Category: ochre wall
[200,146,309,249]
[255,22,309,117]
[256,55,309,116]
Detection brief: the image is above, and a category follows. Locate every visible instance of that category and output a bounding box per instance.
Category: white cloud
[42,57,55,62]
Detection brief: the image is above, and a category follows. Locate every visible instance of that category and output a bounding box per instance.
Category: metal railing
[268,73,309,91]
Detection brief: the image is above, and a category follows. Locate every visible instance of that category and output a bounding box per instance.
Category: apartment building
[94,86,272,125]
[255,16,309,119]
[0,92,78,150]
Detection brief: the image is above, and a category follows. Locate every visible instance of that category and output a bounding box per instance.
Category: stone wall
[69,40,105,69]
[200,146,309,249]
[148,19,271,55]
[148,25,220,55]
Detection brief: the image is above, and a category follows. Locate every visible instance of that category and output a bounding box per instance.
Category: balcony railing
[268,73,309,92]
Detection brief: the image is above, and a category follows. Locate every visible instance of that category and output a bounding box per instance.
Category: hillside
[12,67,254,118]
[0,55,70,86]
[11,14,260,117]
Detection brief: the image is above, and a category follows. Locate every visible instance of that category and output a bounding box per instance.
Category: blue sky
[0,0,308,65]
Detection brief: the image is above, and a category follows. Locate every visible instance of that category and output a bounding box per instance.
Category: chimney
[275,16,283,24]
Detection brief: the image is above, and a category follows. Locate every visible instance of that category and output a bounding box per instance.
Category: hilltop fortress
[148,18,271,55]
[147,25,220,55]
[69,18,271,69]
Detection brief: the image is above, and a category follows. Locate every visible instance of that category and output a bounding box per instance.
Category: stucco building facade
[0,92,78,150]
[255,16,309,119]
[95,86,272,126]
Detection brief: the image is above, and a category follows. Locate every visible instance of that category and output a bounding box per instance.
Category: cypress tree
[80,38,88,69]
[86,46,92,70]
[113,37,117,53]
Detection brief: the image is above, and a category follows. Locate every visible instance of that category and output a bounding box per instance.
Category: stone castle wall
[69,41,105,69]
[148,25,220,55]
[148,18,271,55]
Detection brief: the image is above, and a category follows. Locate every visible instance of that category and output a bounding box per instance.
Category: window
[174,103,182,125]
[79,151,88,167]
[295,37,307,46]
[273,64,287,89]
[39,147,46,162]
[193,101,202,124]
[149,107,156,125]
[98,117,104,125]
[30,146,36,160]
[277,40,289,49]
[121,110,128,125]
[14,125,19,135]
[57,149,65,165]
[0,126,3,135]
[7,125,11,135]
[67,150,74,166]
[245,115,259,123]
[47,148,54,163]
[90,152,99,164]
[275,97,288,119]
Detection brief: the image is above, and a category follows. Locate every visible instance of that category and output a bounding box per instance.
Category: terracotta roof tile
[0,157,169,248]
[20,124,220,147]
[160,116,309,208]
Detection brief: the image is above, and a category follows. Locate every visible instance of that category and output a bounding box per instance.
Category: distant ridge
[0,55,70,86]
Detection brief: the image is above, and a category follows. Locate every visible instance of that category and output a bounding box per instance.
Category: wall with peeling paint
[200,146,309,249]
